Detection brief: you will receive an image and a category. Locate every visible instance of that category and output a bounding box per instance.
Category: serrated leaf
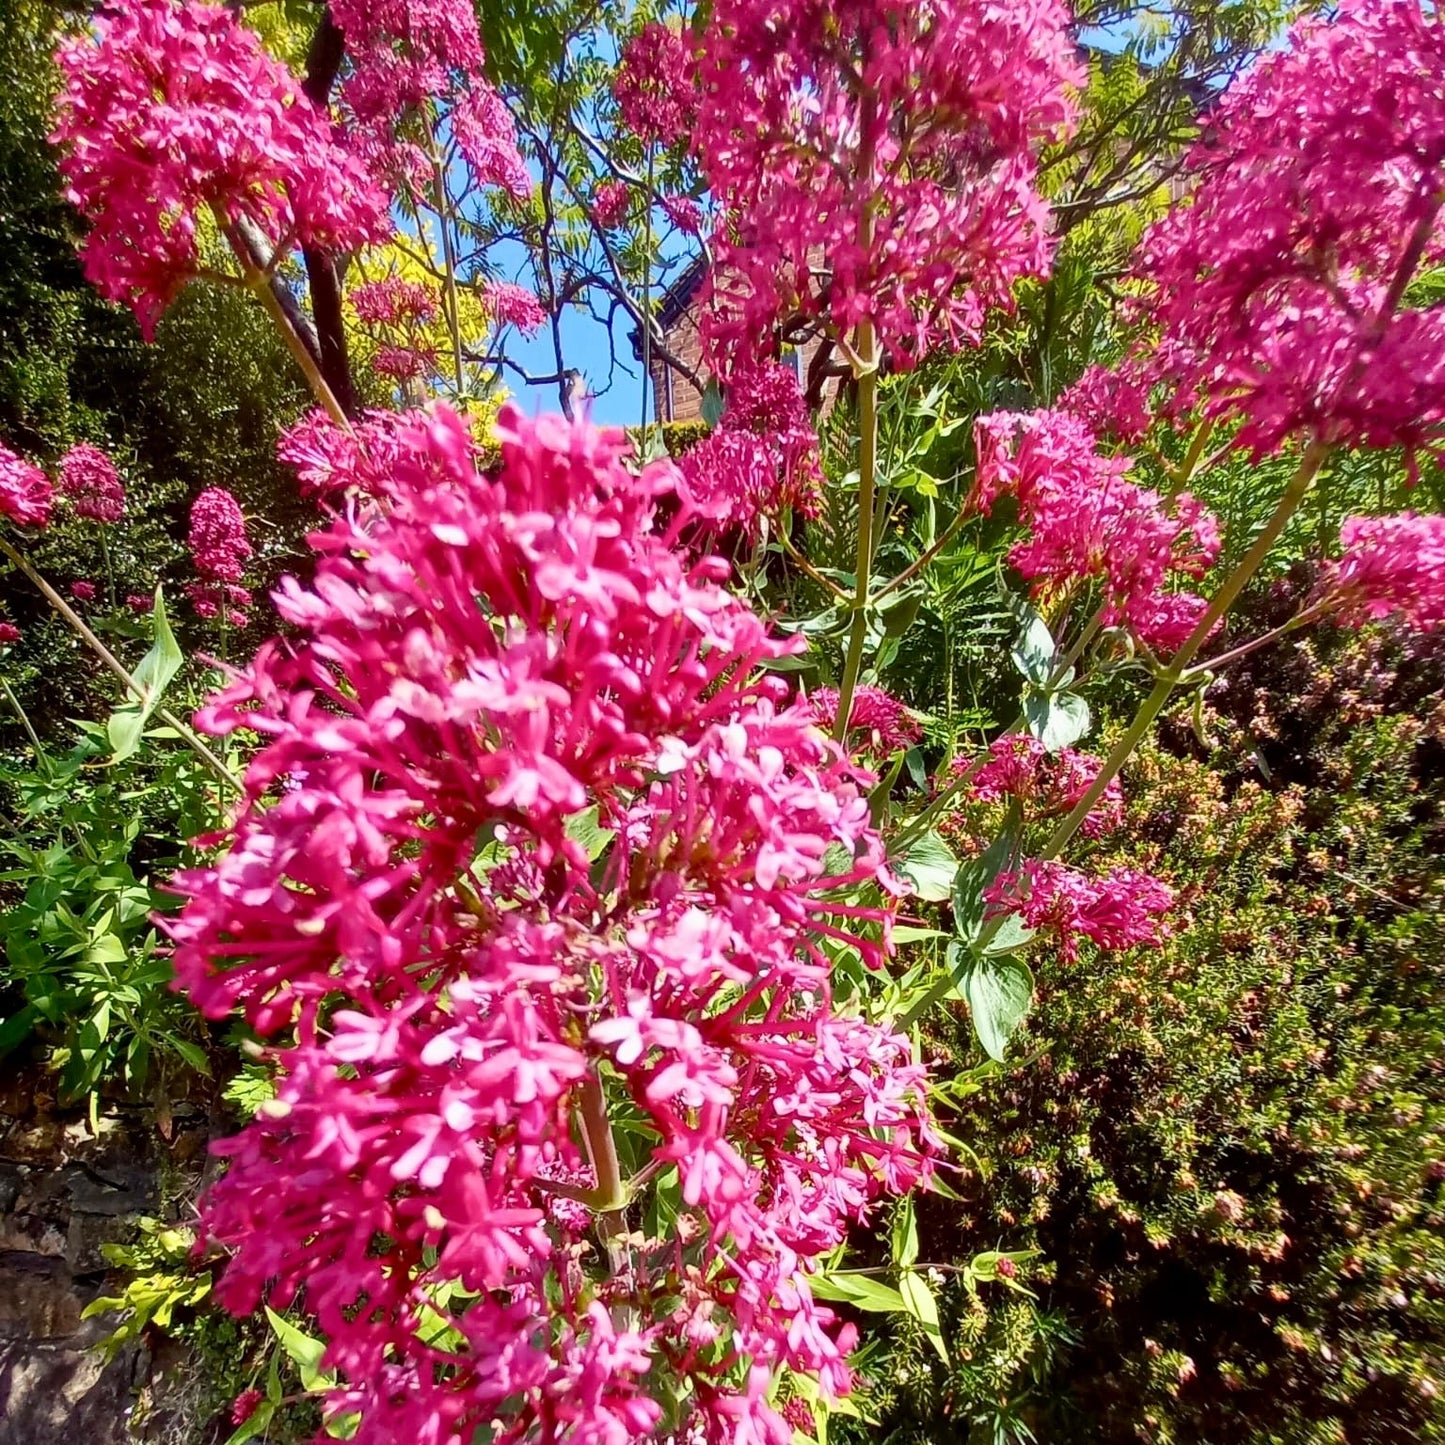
[1024,690,1091,752]
[107,588,183,764]
[1010,609,1056,687]
[953,952,1034,1062]
[899,1271,949,1364]
[893,830,959,903]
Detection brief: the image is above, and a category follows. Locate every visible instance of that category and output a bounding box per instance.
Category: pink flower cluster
[959,734,1124,838]
[675,362,823,534]
[973,410,1221,652]
[809,685,921,756]
[692,0,1082,368]
[278,407,418,498]
[613,24,696,146]
[1317,511,1445,632]
[329,0,530,201]
[1058,364,1152,446]
[70,580,98,603]
[985,859,1174,964]
[352,278,438,328]
[483,280,547,337]
[0,621,19,646]
[188,488,251,584]
[58,443,126,523]
[1126,0,1445,456]
[0,443,53,528]
[170,405,935,1445]
[51,0,390,338]
[591,178,630,230]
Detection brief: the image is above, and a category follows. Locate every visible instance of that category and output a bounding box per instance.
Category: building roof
[629,252,708,360]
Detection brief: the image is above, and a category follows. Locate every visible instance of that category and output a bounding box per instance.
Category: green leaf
[224,1401,275,1445]
[564,805,614,862]
[264,1305,330,1391]
[981,912,1037,955]
[0,1005,38,1058]
[167,1037,211,1077]
[891,1197,919,1268]
[700,377,725,427]
[1024,690,1092,752]
[1011,609,1056,687]
[893,831,959,903]
[807,1273,908,1313]
[107,588,183,764]
[952,952,1035,1062]
[899,1271,949,1364]
[951,827,1017,941]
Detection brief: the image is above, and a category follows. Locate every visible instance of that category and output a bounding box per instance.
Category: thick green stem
[0,538,239,794]
[1037,438,1332,863]
[833,332,880,742]
[0,671,54,781]
[577,1068,630,1280]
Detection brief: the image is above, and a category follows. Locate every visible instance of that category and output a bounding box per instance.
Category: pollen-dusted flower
[188,488,251,583]
[51,0,391,337]
[0,443,54,528]
[1316,512,1445,632]
[985,859,1175,963]
[170,403,936,1445]
[58,443,126,522]
[810,685,921,755]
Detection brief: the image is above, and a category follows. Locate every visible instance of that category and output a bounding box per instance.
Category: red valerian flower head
[592,178,630,230]
[51,0,391,337]
[810,685,922,756]
[985,859,1175,964]
[973,410,1221,654]
[1315,511,1445,632]
[0,622,19,646]
[351,277,438,328]
[959,734,1124,838]
[0,443,54,528]
[614,23,696,145]
[58,443,126,522]
[188,488,251,583]
[1126,0,1445,457]
[69,580,98,602]
[170,403,936,1445]
[1058,363,1153,446]
[693,0,1082,370]
[675,361,823,535]
[482,280,547,336]
[126,593,155,613]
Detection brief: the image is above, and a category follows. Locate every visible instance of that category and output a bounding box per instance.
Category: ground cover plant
[1,0,1444,1441]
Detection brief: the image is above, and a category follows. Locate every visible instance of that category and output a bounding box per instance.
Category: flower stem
[0,537,239,794]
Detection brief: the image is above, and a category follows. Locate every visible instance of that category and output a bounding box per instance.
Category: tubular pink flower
[675,362,823,535]
[810,685,921,756]
[614,24,696,145]
[483,280,547,336]
[985,859,1174,964]
[1127,0,1445,456]
[974,410,1221,651]
[126,593,155,614]
[693,0,1082,368]
[188,487,251,584]
[1316,511,1445,631]
[58,443,126,522]
[0,622,20,646]
[661,194,702,234]
[51,0,391,337]
[1058,363,1153,446]
[328,0,529,202]
[69,580,97,603]
[958,734,1124,837]
[0,443,54,528]
[170,404,935,1445]
[352,278,438,327]
[592,179,629,230]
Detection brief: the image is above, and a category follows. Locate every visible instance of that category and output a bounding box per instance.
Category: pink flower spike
[0,444,54,528]
[58,443,126,522]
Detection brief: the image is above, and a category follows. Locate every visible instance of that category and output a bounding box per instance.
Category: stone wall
[0,1070,207,1445]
